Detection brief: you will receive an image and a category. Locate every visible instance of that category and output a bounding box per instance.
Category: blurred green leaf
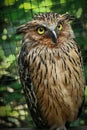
[5,92,23,104]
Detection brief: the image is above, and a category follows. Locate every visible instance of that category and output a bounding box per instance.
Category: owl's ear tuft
[16,24,29,35]
[62,13,75,22]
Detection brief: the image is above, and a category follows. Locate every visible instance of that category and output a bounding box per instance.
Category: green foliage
[0,0,87,128]
[0,46,16,78]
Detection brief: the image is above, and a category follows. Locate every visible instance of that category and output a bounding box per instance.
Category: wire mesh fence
[0,0,87,128]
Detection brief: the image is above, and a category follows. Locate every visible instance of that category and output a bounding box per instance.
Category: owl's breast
[20,43,85,127]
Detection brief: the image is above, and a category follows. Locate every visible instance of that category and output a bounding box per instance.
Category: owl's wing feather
[74,39,85,118]
[18,45,48,128]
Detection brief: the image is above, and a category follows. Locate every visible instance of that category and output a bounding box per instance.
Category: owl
[16,12,85,130]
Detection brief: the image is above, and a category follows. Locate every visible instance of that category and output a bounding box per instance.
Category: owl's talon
[56,126,67,130]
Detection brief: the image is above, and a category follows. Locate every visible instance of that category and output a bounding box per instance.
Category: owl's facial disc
[39,23,58,44]
[45,23,58,44]
[36,23,57,44]
[37,23,58,45]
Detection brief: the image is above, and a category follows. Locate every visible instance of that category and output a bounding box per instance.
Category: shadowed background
[0,0,87,128]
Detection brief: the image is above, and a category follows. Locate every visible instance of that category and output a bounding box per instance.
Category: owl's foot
[56,126,67,130]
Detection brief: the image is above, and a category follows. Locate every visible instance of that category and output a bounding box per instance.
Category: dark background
[0,0,87,128]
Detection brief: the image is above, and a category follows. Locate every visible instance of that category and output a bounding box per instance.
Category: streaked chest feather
[19,40,85,125]
[27,42,84,94]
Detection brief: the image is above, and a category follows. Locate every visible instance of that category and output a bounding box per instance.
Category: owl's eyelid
[36,25,46,31]
[57,21,63,26]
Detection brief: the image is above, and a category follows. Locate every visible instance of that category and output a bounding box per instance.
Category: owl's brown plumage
[17,12,85,130]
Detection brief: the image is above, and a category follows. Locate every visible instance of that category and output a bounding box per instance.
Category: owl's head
[16,12,75,47]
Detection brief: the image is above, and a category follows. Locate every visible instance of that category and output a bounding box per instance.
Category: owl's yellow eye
[37,27,45,35]
[57,24,63,31]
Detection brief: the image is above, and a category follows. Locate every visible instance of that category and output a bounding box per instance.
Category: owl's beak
[48,30,58,44]
[52,30,58,44]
